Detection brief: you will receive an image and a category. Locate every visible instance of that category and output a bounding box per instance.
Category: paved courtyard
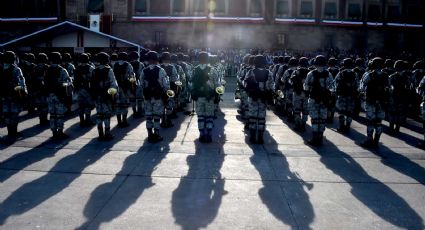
[0,79,424,230]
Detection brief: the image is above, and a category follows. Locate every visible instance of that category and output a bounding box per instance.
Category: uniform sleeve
[61,68,71,84]
[108,69,118,89]
[171,66,179,82]
[417,76,425,96]
[267,70,275,91]
[159,68,170,90]
[276,66,284,82]
[127,63,135,78]
[326,73,334,90]
[303,71,313,91]
[14,67,27,92]
[331,73,341,92]
[359,72,369,92]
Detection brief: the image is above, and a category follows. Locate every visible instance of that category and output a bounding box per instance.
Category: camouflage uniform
[74,62,95,126]
[113,60,135,127]
[304,65,334,145]
[141,62,169,142]
[45,63,72,138]
[19,55,36,113]
[359,64,389,147]
[280,62,297,120]
[0,60,26,139]
[130,59,145,117]
[91,64,118,140]
[32,61,50,124]
[244,56,274,144]
[332,68,359,132]
[192,62,220,143]
[290,64,310,131]
[237,63,252,119]
[388,70,410,133]
[160,62,179,127]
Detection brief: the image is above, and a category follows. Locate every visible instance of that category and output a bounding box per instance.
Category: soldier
[303,55,334,146]
[388,60,410,134]
[160,52,179,128]
[90,52,118,141]
[290,57,310,132]
[411,61,425,118]
[177,53,192,104]
[359,57,388,148]
[113,52,135,128]
[45,52,72,139]
[110,53,118,67]
[244,55,274,144]
[0,51,27,141]
[326,58,339,123]
[236,55,252,120]
[141,51,170,143]
[280,58,298,121]
[32,53,50,125]
[353,58,366,117]
[19,53,36,114]
[382,59,395,77]
[333,58,359,133]
[416,75,425,148]
[327,58,339,78]
[191,52,221,143]
[275,56,291,114]
[129,51,144,118]
[62,53,75,115]
[171,54,186,112]
[74,53,95,127]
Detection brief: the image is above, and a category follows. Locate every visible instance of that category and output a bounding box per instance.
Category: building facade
[1,0,425,55]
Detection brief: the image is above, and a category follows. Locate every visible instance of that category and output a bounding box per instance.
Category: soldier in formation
[74,53,95,127]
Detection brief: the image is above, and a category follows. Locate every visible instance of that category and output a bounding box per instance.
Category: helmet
[97,52,110,65]
[342,58,354,69]
[3,51,16,64]
[161,52,171,62]
[254,55,267,68]
[198,52,209,63]
[314,55,326,66]
[79,53,89,63]
[146,51,159,62]
[50,52,62,64]
[63,53,72,62]
[298,57,309,67]
[117,52,128,61]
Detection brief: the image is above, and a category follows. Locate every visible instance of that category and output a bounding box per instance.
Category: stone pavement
[0,78,424,230]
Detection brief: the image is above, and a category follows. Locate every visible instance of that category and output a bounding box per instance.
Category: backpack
[365,71,388,103]
[245,68,269,100]
[309,70,331,103]
[192,65,214,100]
[143,66,163,100]
[91,66,112,100]
[336,70,357,97]
[291,67,309,94]
[114,62,131,91]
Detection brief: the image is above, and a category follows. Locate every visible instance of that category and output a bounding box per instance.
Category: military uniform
[333,64,359,132]
[290,59,310,131]
[192,54,220,143]
[160,62,179,127]
[19,54,36,113]
[130,57,144,118]
[388,67,410,133]
[0,52,27,140]
[74,56,95,126]
[91,59,118,141]
[32,56,50,125]
[141,52,169,143]
[45,56,72,139]
[62,55,75,115]
[280,59,298,120]
[113,56,135,127]
[359,58,388,147]
[244,55,274,144]
[304,56,334,146]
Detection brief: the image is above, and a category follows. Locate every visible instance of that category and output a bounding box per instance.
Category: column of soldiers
[1,49,425,149]
[236,53,425,148]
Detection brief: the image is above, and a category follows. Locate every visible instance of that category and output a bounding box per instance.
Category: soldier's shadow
[246,130,316,229]
[0,119,141,226]
[0,121,92,182]
[171,115,228,230]
[77,113,186,230]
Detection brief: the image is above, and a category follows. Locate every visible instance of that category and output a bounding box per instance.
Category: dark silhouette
[171,112,227,230]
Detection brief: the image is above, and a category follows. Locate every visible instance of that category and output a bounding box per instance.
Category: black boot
[373,133,381,148]
[249,129,257,144]
[121,114,129,128]
[85,114,95,126]
[257,130,264,144]
[56,129,69,140]
[199,129,206,143]
[104,127,114,141]
[361,135,374,148]
[97,125,104,141]
[117,114,122,127]
[206,129,212,143]
[154,129,163,143]
[147,128,155,143]
[79,114,85,127]
[307,132,319,146]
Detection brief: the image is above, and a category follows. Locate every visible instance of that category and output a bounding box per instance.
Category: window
[368,4,381,21]
[135,0,148,15]
[347,3,361,20]
[324,2,337,18]
[276,0,289,17]
[277,33,286,45]
[387,5,400,19]
[300,1,313,18]
[173,0,186,15]
[406,4,421,23]
[249,0,262,16]
[193,0,206,14]
[88,0,104,13]
[214,0,226,14]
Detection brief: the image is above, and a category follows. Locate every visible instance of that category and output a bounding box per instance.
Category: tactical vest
[143,66,163,100]
[192,66,214,100]
[282,68,295,90]
[309,70,330,103]
[32,64,48,93]
[114,62,130,91]
[245,68,269,100]
[74,65,92,90]
[0,65,17,98]
[130,61,142,79]
[365,71,387,103]
[336,70,357,97]
[92,67,112,100]
[45,65,64,97]
[389,73,409,101]
[291,67,309,94]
